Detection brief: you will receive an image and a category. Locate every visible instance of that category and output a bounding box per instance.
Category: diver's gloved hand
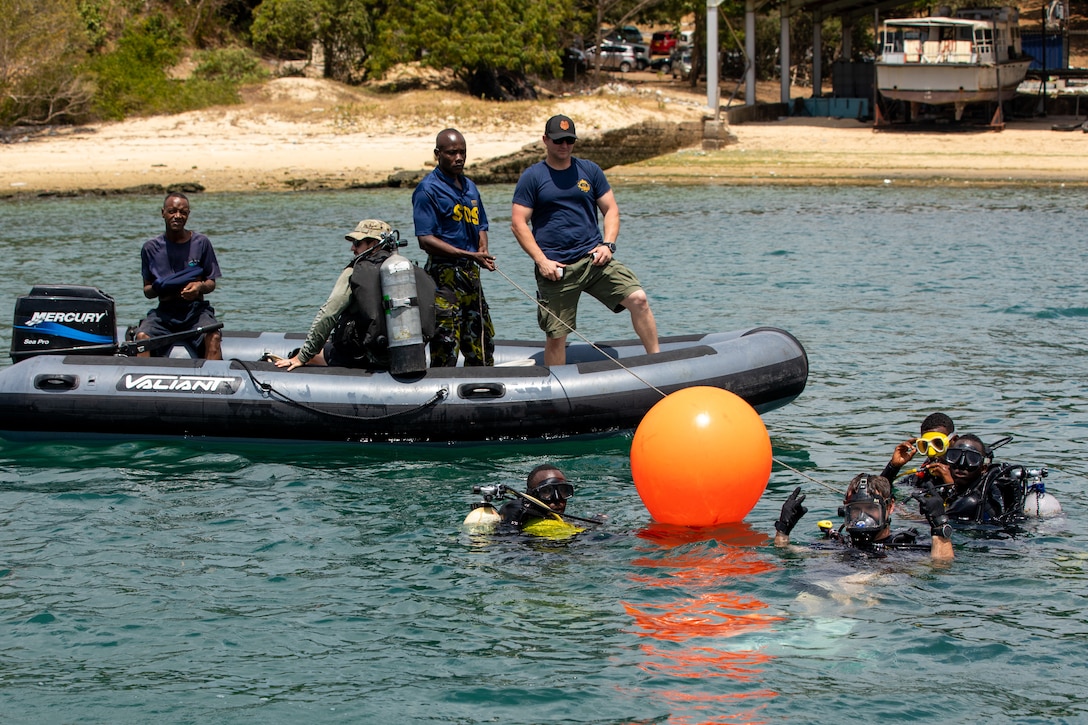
[775,487,808,534]
[913,482,951,538]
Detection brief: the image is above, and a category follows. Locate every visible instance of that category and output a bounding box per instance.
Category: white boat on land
[875,6,1032,126]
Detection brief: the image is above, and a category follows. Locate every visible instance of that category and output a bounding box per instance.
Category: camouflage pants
[425,259,494,367]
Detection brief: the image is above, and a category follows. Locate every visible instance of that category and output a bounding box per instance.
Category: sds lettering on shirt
[452,202,481,226]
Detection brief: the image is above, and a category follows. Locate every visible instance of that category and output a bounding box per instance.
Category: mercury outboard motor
[380,246,428,375]
[10,285,117,362]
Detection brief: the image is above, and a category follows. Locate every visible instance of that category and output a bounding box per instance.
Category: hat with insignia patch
[544,115,577,141]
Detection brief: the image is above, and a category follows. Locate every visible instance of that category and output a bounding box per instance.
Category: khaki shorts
[534,255,643,338]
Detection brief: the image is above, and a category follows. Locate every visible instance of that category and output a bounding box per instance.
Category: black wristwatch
[602,242,616,252]
[932,523,953,539]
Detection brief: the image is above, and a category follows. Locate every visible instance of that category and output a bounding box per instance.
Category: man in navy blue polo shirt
[412,128,495,367]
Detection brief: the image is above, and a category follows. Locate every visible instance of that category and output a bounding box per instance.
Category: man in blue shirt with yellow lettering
[412,128,495,367]
[510,114,658,366]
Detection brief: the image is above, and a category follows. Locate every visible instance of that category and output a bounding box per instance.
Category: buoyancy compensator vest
[380,249,436,374]
[332,248,435,372]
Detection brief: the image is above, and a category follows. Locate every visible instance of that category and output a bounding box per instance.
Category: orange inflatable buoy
[630,387,772,526]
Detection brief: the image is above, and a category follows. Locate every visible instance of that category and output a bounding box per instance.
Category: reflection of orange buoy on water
[631,387,772,526]
[621,524,782,722]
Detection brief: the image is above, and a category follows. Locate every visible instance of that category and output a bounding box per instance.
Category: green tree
[250,0,316,60]
[371,0,575,92]
[252,0,379,81]
[315,0,376,82]
[0,0,94,126]
[85,13,184,119]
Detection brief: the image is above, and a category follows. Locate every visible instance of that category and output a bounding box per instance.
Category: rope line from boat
[493,264,828,487]
[773,458,843,495]
[491,264,667,398]
[233,359,448,422]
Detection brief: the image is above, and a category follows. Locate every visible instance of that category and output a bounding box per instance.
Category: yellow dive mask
[915,431,950,458]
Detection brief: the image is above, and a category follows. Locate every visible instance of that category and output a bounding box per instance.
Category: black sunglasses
[550,137,576,145]
[532,477,574,503]
[946,447,985,469]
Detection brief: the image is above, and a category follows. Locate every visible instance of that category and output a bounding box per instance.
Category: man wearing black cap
[510,114,659,366]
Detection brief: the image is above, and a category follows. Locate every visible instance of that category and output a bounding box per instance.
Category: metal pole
[745,0,756,106]
[1041,6,1048,116]
[780,6,791,104]
[707,0,722,118]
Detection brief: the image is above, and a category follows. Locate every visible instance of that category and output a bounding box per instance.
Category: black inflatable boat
[0,285,808,443]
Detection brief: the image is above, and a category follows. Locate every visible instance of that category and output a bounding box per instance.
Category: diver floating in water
[908,434,1062,525]
[773,474,955,559]
[463,463,603,538]
[881,412,956,485]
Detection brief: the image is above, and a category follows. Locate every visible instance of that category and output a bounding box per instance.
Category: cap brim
[345,233,380,241]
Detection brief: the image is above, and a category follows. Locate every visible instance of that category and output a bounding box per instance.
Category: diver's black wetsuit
[498,498,551,530]
[819,526,932,555]
[939,462,1030,526]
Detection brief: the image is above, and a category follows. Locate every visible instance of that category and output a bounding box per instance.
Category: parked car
[649,56,673,74]
[679,30,694,47]
[602,26,644,45]
[584,44,638,73]
[670,47,692,80]
[650,31,677,55]
[628,43,651,70]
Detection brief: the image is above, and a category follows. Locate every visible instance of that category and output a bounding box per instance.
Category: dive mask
[842,477,889,541]
[946,446,985,470]
[532,477,574,504]
[915,431,950,458]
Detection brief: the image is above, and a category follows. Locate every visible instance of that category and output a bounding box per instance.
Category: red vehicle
[650,30,677,55]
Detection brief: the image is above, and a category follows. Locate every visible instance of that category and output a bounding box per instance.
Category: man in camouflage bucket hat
[276,219,435,371]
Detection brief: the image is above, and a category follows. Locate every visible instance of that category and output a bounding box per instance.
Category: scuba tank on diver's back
[463,484,503,531]
[1012,466,1062,517]
[378,231,430,375]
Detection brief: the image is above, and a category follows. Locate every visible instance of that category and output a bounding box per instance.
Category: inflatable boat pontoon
[0,286,808,443]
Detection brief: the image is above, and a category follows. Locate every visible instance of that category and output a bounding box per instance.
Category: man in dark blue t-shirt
[134,192,223,359]
[511,114,659,366]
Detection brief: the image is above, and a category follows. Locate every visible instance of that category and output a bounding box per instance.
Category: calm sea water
[1,184,1086,724]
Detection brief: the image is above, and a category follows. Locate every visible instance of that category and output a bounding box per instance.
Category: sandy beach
[2,77,1087,195]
